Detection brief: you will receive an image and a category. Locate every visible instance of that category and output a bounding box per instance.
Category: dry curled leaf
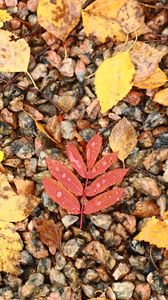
[37,0,83,41]
[0,9,11,28]
[0,173,40,222]
[109,117,137,161]
[95,51,135,113]
[117,0,144,33]
[135,216,168,250]
[0,220,22,275]
[0,29,30,72]
[153,88,168,106]
[34,218,62,255]
[134,67,167,89]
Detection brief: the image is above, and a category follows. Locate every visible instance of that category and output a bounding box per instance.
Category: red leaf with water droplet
[66,143,87,178]
[46,158,83,196]
[88,153,118,179]
[86,168,128,197]
[84,188,124,214]
[86,133,102,170]
[42,177,80,214]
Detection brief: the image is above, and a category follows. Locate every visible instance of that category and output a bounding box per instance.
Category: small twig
[85,72,96,79]
[150,247,159,271]
[140,2,168,9]
[26,71,38,90]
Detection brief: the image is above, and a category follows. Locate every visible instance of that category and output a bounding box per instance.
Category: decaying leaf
[0,173,40,222]
[0,220,22,275]
[14,178,35,196]
[134,67,167,89]
[0,151,4,162]
[34,218,62,255]
[82,0,126,43]
[0,29,30,72]
[135,216,168,250]
[37,0,83,41]
[153,88,168,106]
[109,117,137,161]
[95,51,135,113]
[0,9,11,28]
[117,0,144,33]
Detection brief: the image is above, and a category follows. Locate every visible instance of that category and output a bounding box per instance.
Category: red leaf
[86,133,102,170]
[84,188,124,214]
[88,153,118,179]
[46,158,83,196]
[86,169,128,197]
[42,177,80,214]
[66,143,87,178]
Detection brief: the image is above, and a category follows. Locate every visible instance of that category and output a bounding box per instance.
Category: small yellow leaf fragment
[95,51,135,113]
[0,9,11,28]
[0,151,4,162]
[35,120,58,144]
[0,29,30,73]
[37,0,83,41]
[134,68,167,89]
[0,173,40,222]
[135,216,168,250]
[109,117,137,161]
[153,88,168,106]
[0,220,22,275]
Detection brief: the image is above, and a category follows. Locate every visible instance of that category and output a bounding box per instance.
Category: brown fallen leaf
[0,173,40,222]
[0,220,22,275]
[37,0,83,41]
[117,0,144,33]
[109,117,137,161]
[33,218,62,255]
[14,178,35,196]
[153,88,168,106]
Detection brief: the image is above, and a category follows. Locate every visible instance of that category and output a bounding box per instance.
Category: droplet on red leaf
[84,188,124,214]
[86,168,128,197]
[86,133,102,170]
[66,143,87,178]
[46,158,83,196]
[42,177,80,214]
[88,152,118,179]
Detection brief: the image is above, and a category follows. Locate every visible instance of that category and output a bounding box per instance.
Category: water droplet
[62,173,66,178]
[97,201,102,206]
[103,161,107,166]
[56,191,62,198]
[91,142,96,147]
[96,183,101,188]
[55,167,60,171]
[102,179,106,184]
[67,178,71,182]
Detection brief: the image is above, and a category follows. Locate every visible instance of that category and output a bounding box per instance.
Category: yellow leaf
[117,0,144,33]
[37,0,83,41]
[0,9,11,28]
[95,51,135,113]
[82,0,127,43]
[109,117,137,161]
[0,151,4,162]
[0,29,30,72]
[35,120,58,144]
[134,68,167,89]
[135,216,168,250]
[153,88,168,106]
[0,220,22,275]
[0,173,40,222]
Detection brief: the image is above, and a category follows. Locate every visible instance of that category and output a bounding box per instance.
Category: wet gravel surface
[0,0,168,299]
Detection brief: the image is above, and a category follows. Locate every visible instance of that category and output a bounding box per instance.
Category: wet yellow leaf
[0,29,30,72]
[109,117,137,161]
[0,151,4,162]
[0,173,40,222]
[82,0,126,43]
[37,0,83,41]
[117,0,144,33]
[135,216,168,250]
[153,88,168,106]
[95,51,135,113]
[0,9,11,28]
[0,220,22,275]
[134,68,167,89]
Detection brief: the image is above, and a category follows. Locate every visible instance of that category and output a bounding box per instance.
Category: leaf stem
[80,177,88,229]
[26,71,38,90]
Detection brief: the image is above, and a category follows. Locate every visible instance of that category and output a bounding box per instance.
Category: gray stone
[11,138,35,159]
[90,214,112,229]
[112,282,135,300]
[62,215,79,228]
[60,120,75,140]
[62,238,85,258]
[49,269,66,287]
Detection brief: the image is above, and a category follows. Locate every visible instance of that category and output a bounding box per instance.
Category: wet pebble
[37,258,51,275]
[134,283,151,300]
[147,272,165,294]
[90,214,112,230]
[49,269,66,287]
[60,120,75,140]
[31,63,47,81]
[53,91,77,113]
[112,281,135,300]
[59,58,76,77]
[64,262,81,292]
[0,121,12,135]
[20,250,34,266]
[11,137,35,159]
[144,113,167,130]
[62,215,79,228]
[112,262,130,280]
[20,273,44,298]
[62,238,85,258]
[55,253,66,270]
[133,177,161,197]
[153,133,168,150]
[18,111,35,136]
